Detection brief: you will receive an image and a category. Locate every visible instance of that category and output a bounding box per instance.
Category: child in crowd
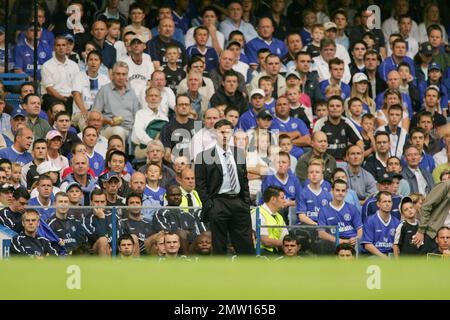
[393,196,423,257]
[259,76,276,114]
[279,134,298,172]
[312,100,328,128]
[286,85,312,129]
[360,114,376,159]
[10,162,22,188]
[106,19,126,61]
[162,45,186,95]
[305,24,325,58]
[143,163,166,222]
[346,97,363,133]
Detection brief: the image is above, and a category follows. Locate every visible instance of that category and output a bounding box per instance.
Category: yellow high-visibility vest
[252,205,285,252]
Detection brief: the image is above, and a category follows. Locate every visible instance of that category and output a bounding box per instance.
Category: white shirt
[138,86,175,118]
[190,127,217,161]
[114,40,127,61]
[312,55,351,84]
[418,23,449,44]
[232,61,250,82]
[131,105,168,146]
[71,70,110,114]
[120,55,154,96]
[386,36,419,59]
[381,17,420,43]
[185,26,225,50]
[408,166,427,195]
[41,56,79,96]
[216,144,240,195]
[47,154,69,176]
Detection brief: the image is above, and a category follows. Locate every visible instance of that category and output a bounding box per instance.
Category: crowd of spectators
[0,0,449,260]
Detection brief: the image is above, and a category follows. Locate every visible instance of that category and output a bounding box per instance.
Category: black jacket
[209,86,248,115]
[195,146,250,222]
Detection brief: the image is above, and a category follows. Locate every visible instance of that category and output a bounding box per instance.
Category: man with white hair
[93,61,141,142]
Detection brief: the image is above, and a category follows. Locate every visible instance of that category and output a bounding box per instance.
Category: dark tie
[224,152,238,193]
[186,193,193,208]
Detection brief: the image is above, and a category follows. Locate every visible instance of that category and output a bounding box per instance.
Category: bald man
[90,20,117,69]
[209,49,247,94]
[177,167,207,233]
[146,17,186,70]
[375,70,414,118]
[295,131,337,183]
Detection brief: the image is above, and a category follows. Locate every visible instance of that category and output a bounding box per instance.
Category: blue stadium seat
[0,73,28,86]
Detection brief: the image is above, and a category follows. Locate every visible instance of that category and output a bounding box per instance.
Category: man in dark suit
[195,119,254,255]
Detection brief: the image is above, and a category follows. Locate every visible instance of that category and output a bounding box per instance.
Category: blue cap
[429,62,441,71]
[64,33,75,42]
[101,172,121,183]
[11,108,26,119]
[0,26,5,33]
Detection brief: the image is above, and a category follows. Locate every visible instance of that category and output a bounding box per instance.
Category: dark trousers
[210,197,255,255]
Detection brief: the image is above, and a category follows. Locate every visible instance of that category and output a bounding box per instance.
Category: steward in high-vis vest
[251,185,288,255]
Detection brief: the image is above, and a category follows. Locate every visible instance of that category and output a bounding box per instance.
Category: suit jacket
[403,166,435,194]
[420,180,450,239]
[195,145,250,222]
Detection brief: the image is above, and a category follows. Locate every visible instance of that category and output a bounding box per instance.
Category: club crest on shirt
[322,199,328,206]
[344,213,351,221]
[341,129,346,136]
[289,186,295,193]
[39,51,47,59]
[390,228,396,236]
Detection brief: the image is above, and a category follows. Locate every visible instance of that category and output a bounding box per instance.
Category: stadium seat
[0,73,28,86]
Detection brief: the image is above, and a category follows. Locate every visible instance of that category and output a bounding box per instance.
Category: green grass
[0,257,449,299]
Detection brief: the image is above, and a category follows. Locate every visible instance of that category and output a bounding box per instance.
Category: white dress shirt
[312,55,351,84]
[41,56,80,96]
[216,144,240,195]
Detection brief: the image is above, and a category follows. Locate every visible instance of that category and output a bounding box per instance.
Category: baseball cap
[324,22,338,31]
[63,181,82,192]
[0,183,14,192]
[250,88,265,99]
[426,84,441,97]
[377,173,393,184]
[130,34,145,44]
[419,42,433,56]
[352,72,369,84]
[37,161,61,175]
[257,109,273,120]
[285,70,301,79]
[11,108,26,119]
[391,172,403,180]
[64,33,75,42]
[0,26,5,33]
[226,40,241,49]
[101,172,121,183]
[428,62,441,72]
[399,196,413,216]
[45,130,63,141]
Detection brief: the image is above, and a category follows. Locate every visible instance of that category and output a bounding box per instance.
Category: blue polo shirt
[186,45,219,72]
[244,37,288,65]
[238,107,259,132]
[378,55,416,82]
[361,194,402,223]
[319,80,351,100]
[270,116,310,157]
[95,41,116,69]
[13,40,52,80]
[260,173,303,212]
[298,185,332,223]
[0,146,33,165]
[318,202,363,239]
[172,12,190,34]
[361,212,400,254]
[300,27,312,46]
[17,28,55,48]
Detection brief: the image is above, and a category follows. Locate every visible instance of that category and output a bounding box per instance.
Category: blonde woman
[375,89,410,131]
[345,73,376,115]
